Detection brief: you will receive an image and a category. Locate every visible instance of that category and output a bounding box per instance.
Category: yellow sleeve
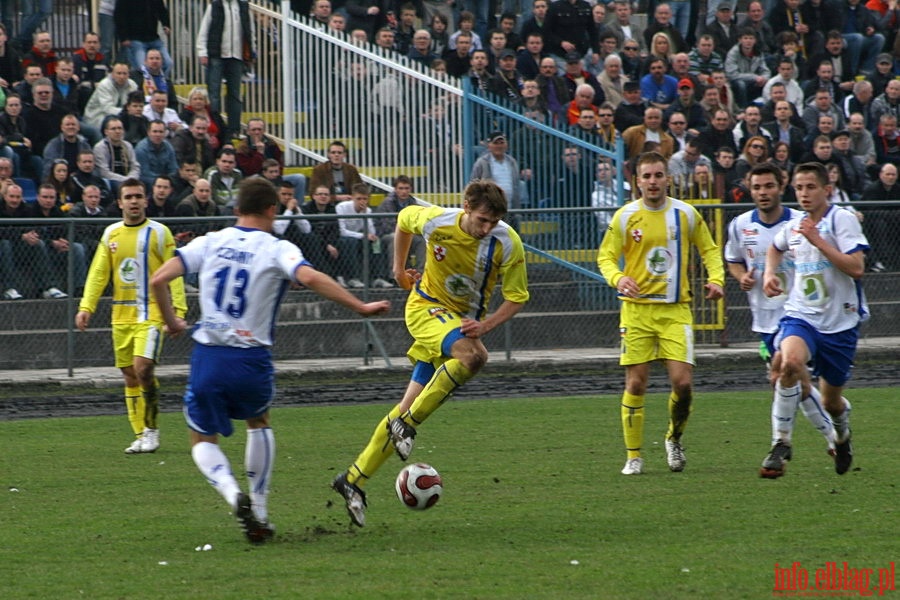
[398,204,440,235]
[597,209,625,289]
[690,209,725,288]
[500,228,530,305]
[78,230,111,314]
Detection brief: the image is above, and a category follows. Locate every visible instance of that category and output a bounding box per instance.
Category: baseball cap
[623,80,640,92]
[565,51,583,63]
[487,131,507,143]
[831,129,850,140]
[877,53,893,65]
[717,2,732,10]
[499,48,516,60]
[678,78,694,89]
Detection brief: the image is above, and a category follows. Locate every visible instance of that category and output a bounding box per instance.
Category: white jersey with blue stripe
[725,207,798,334]
[772,205,869,334]
[177,226,310,347]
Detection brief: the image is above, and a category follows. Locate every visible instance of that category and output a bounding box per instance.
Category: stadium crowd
[2,0,900,300]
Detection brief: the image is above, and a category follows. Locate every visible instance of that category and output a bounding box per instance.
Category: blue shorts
[183,344,275,437]
[760,332,777,359]
[775,317,859,387]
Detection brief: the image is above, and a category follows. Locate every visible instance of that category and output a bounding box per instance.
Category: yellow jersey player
[598,152,725,475]
[332,180,530,527]
[76,178,187,454]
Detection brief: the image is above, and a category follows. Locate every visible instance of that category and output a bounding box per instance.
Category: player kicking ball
[763,163,867,478]
[151,179,390,543]
[332,180,530,527]
[724,164,839,478]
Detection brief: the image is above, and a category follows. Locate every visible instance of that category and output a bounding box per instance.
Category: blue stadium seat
[14,178,37,203]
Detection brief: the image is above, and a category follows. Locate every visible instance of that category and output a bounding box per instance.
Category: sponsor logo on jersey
[444,273,475,297]
[119,257,138,284]
[646,247,672,275]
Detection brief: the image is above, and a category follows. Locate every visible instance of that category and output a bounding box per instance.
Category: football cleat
[234,492,274,544]
[621,457,644,475]
[139,428,160,453]
[665,438,686,472]
[388,417,417,461]
[332,472,367,527]
[124,437,144,454]
[760,441,792,478]
[833,432,852,475]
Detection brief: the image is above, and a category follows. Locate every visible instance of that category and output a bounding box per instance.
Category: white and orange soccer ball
[395,463,443,510]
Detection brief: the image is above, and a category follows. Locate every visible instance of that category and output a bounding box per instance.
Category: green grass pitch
[1,389,897,599]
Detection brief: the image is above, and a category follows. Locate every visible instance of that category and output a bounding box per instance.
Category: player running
[332,180,530,527]
[151,178,390,543]
[763,162,867,478]
[724,163,837,478]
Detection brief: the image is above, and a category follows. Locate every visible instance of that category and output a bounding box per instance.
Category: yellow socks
[347,405,404,488]
[125,386,143,436]
[408,359,473,423]
[666,391,692,442]
[347,359,475,488]
[621,391,645,459]
[141,381,160,430]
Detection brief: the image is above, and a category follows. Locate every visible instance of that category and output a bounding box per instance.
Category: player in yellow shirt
[598,152,725,475]
[332,180,530,527]
[75,178,187,454]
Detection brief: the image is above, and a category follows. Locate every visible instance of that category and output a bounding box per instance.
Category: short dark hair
[126,90,144,105]
[118,178,146,198]
[793,162,829,186]
[351,183,370,195]
[747,162,784,187]
[393,174,413,188]
[465,180,507,215]
[237,178,278,215]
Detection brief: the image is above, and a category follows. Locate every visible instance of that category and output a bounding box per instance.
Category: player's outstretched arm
[295,265,391,316]
[150,257,189,337]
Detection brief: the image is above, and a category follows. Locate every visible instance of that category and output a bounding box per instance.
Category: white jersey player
[151,178,390,544]
[725,164,835,478]
[763,163,868,478]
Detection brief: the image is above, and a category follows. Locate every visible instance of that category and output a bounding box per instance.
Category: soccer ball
[395,463,443,510]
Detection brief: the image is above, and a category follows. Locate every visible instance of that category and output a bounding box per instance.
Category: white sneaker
[124,437,144,454]
[665,438,686,472]
[372,278,395,288]
[140,428,160,453]
[183,283,199,293]
[621,457,644,475]
[336,276,348,288]
[3,288,23,300]
[347,278,365,288]
[42,287,67,299]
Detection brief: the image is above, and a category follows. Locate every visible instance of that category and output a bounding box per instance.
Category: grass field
[1,389,897,599]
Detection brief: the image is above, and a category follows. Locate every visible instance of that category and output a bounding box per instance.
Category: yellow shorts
[112,321,164,368]
[618,302,694,366]
[405,295,465,366]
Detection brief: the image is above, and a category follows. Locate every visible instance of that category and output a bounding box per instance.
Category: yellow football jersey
[598,197,724,304]
[398,205,529,318]
[79,219,187,324]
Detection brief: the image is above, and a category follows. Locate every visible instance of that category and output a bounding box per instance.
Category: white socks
[798,386,836,449]
[771,381,801,445]
[192,429,276,522]
[245,427,275,522]
[192,441,241,509]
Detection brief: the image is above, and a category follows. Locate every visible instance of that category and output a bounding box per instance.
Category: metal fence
[2,202,898,371]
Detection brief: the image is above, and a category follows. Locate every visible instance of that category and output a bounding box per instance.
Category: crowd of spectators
[5,0,900,301]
